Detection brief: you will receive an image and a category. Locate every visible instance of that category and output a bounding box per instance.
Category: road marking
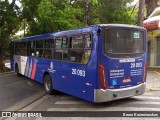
[60,96,76,100]
[28,81,33,86]
[48,95,160,112]
[125,101,160,105]
[132,96,160,100]
[35,117,160,120]
[55,100,88,104]
[47,107,160,111]
[56,100,160,105]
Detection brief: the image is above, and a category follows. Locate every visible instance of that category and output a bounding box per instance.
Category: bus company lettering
[110,69,124,78]
[131,69,143,76]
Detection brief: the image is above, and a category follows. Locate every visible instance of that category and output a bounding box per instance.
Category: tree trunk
[137,0,145,26]
[0,45,5,72]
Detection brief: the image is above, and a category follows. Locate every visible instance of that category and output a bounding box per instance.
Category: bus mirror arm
[97,28,102,35]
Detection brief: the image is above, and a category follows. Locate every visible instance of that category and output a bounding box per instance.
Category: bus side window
[69,35,84,63]
[54,38,63,60]
[81,34,92,64]
[15,42,20,55]
[62,37,69,61]
[44,49,52,59]
[44,39,53,59]
[27,41,35,56]
[20,42,27,56]
[36,40,43,58]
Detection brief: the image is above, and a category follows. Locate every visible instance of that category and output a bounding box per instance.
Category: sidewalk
[146,71,160,91]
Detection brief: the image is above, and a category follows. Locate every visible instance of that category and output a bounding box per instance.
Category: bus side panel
[24,57,50,84]
[14,56,44,83]
[52,62,97,102]
[14,55,28,75]
[52,29,98,102]
[33,58,48,83]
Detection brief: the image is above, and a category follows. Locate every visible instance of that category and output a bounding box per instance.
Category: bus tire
[44,74,53,95]
[15,64,21,76]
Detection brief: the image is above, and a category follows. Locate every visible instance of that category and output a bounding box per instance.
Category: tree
[0,0,138,72]
[137,0,145,26]
[22,0,136,36]
[97,0,135,24]
[72,0,99,26]
[0,0,21,72]
[73,0,135,25]
[22,0,84,36]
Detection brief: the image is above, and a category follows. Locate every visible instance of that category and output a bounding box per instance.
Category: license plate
[123,78,131,83]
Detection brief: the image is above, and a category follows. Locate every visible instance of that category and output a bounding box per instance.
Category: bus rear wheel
[44,74,53,95]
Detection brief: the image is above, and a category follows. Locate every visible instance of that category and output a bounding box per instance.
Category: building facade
[145,0,158,16]
[144,0,160,67]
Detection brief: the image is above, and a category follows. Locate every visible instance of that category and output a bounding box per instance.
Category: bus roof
[14,24,145,42]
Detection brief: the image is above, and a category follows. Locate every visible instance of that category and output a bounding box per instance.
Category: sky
[8,0,138,8]
[8,0,21,8]
[127,0,139,7]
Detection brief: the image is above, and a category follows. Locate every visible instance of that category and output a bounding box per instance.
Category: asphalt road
[0,71,160,120]
[7,90,160,120]
[23,91,160,111]
[0,73,45,111]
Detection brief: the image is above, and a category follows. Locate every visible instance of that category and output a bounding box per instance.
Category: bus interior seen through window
[105,29,144,54]
[14,33,92,64]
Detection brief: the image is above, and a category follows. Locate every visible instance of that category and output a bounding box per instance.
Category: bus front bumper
[94,83,146,103]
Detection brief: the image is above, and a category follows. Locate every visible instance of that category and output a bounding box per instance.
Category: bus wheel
[15,64,21,76]
[44,74,53,95]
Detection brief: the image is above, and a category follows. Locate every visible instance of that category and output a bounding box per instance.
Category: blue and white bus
[10,24,147,102]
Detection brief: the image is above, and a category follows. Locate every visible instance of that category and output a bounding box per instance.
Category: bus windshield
[104,29,144,54]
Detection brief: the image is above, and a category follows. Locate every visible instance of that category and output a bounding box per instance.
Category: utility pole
[137,0,145,27]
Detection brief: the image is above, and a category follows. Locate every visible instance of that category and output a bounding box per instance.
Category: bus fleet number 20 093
[72,69,85,77]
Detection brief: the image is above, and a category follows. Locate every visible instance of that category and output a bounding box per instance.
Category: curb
[0,71,14,75]
[3,91,46,112]
[148,71,160,75]
[147,88,160,91]
[146,87,160,92]
[1,91,46,120]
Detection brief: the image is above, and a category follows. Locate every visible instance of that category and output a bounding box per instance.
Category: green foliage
[0,0,21,47]
[97,0,135,24]
[21,0,136,36]
[22,0,84,36]
[0,0,138,72]
[0,0,22,72]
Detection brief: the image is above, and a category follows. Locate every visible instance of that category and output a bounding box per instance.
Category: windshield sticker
[131,69,143,76]
[112,79,118,86]
[119,59,135,63]
[110,69,124,78]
